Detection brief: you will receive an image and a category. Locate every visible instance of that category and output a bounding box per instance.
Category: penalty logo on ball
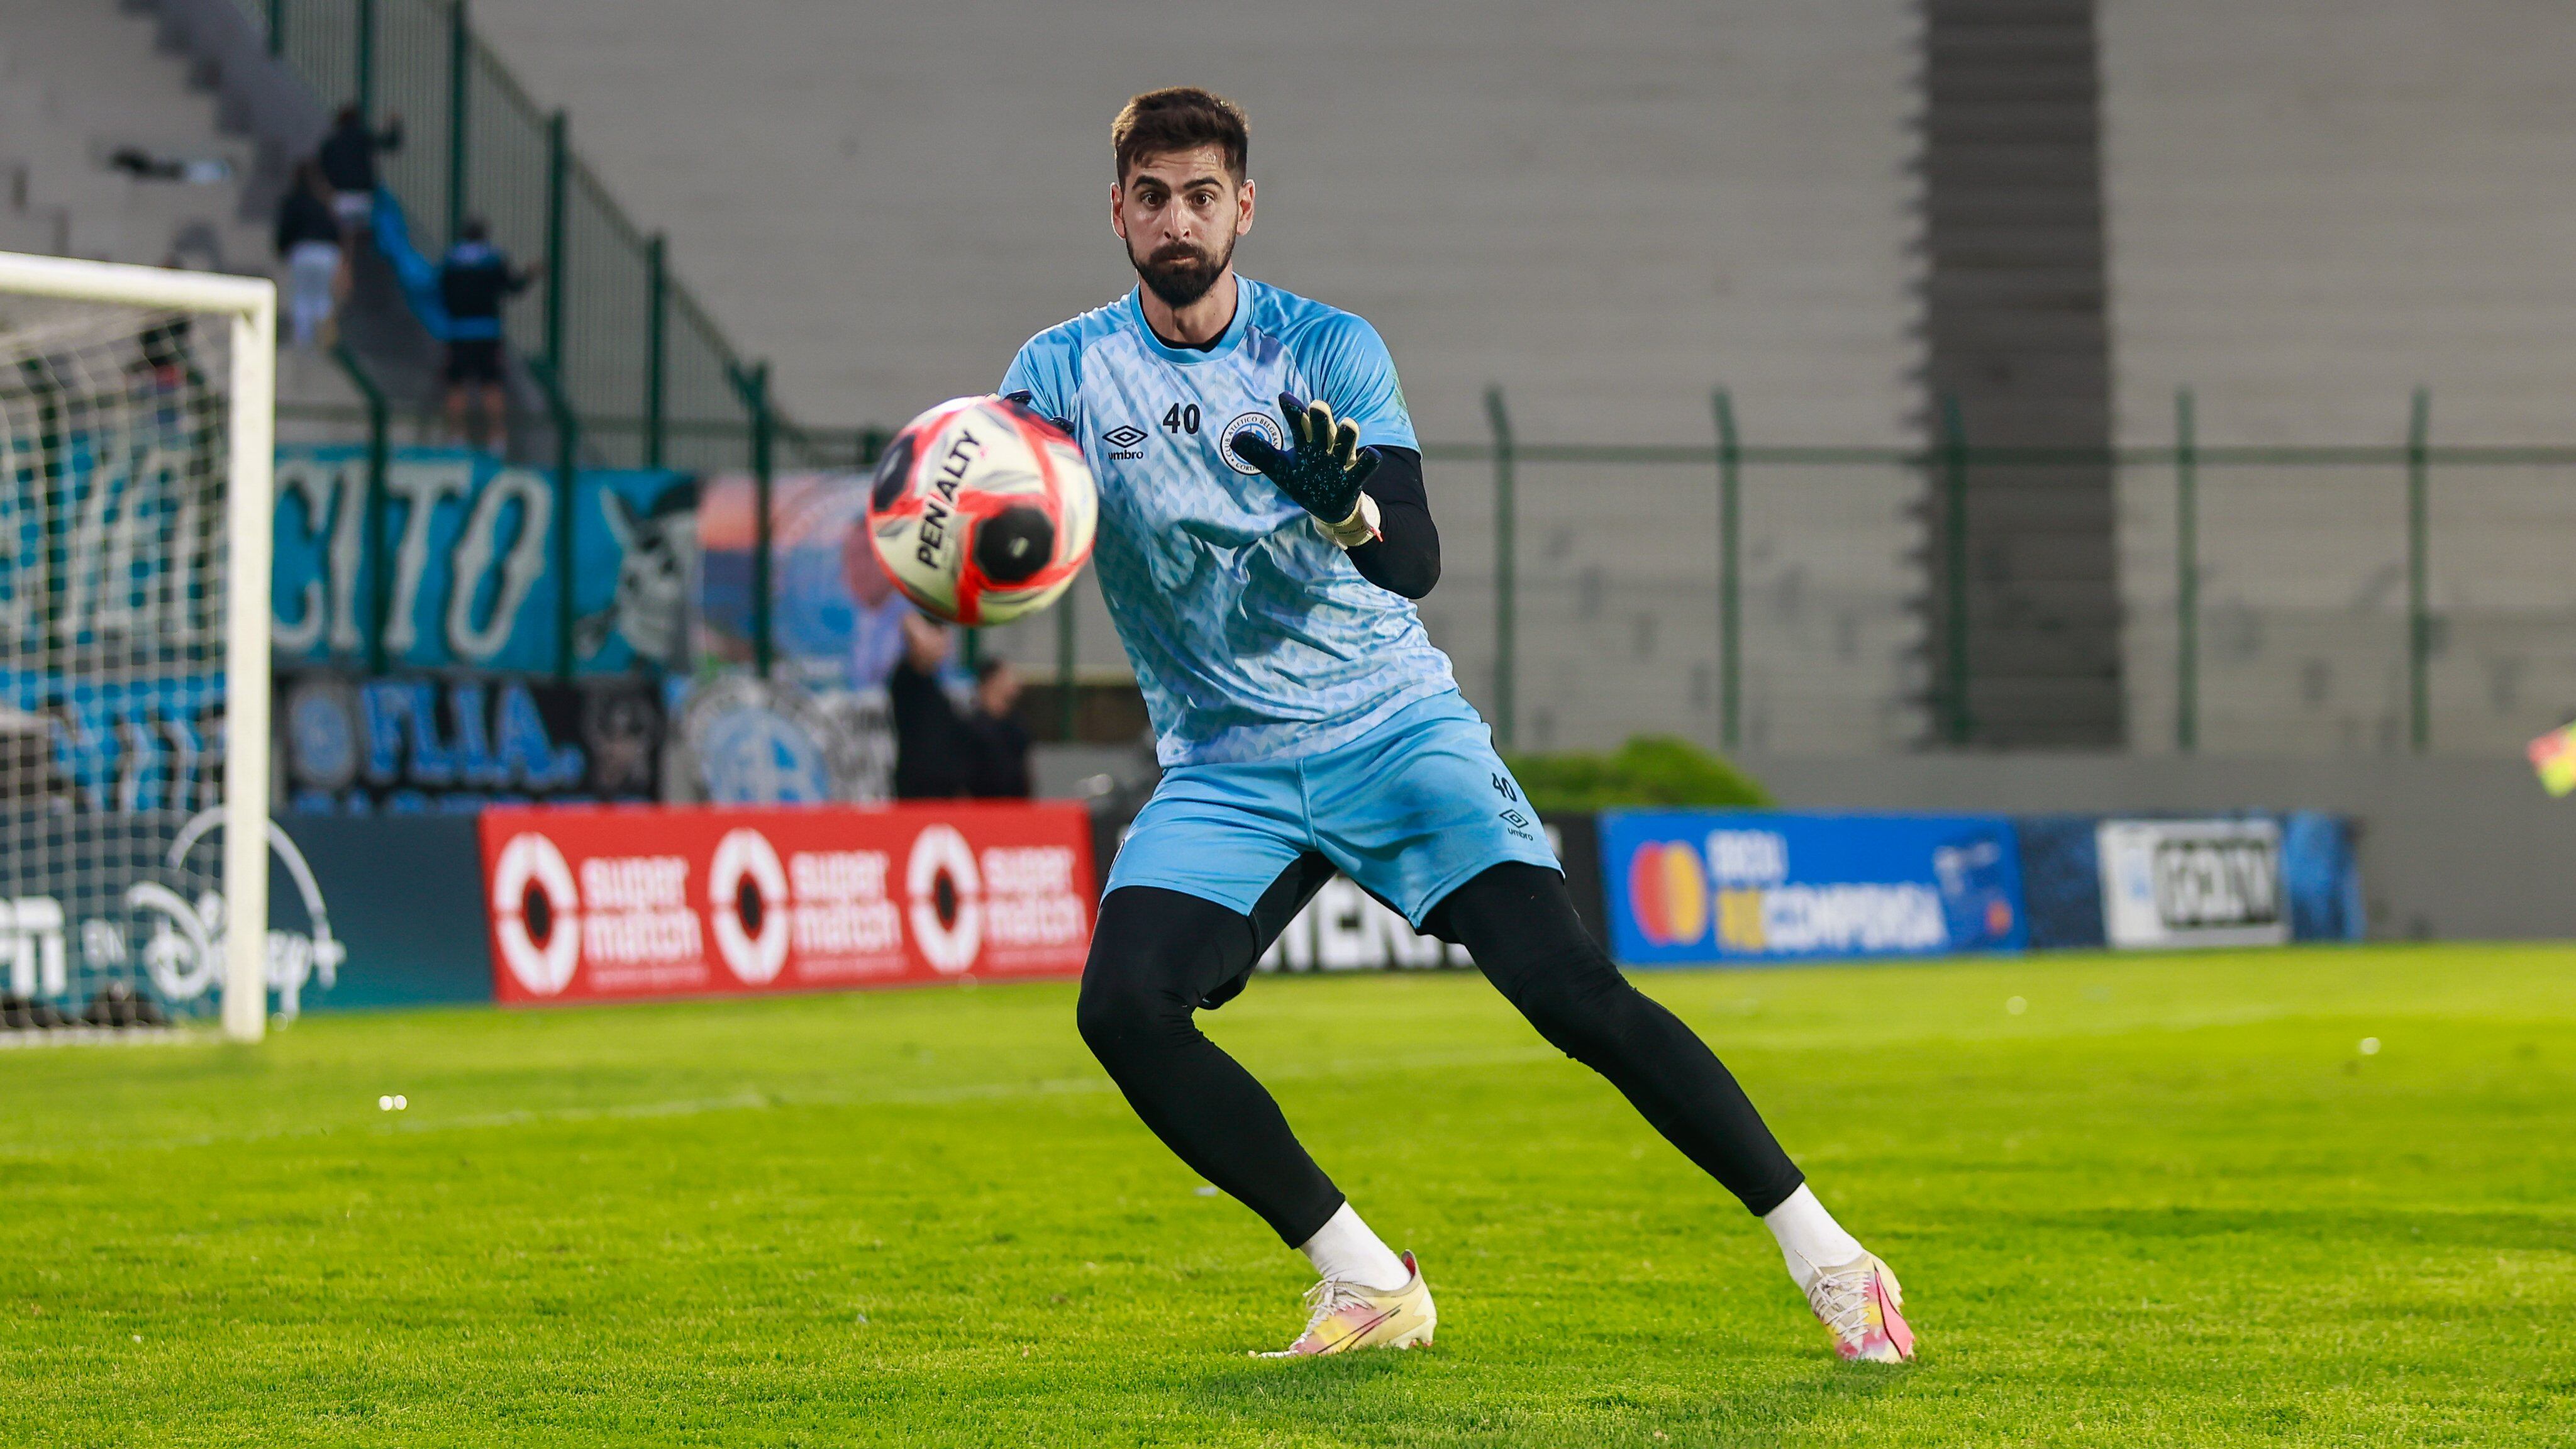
[866,395,1098,626]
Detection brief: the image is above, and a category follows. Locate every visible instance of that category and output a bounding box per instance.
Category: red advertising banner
[477,803,1096,1004]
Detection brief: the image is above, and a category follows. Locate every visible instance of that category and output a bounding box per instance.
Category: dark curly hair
[1111,87,1248,182]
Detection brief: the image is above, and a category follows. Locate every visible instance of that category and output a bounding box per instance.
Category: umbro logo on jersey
[1099,424,1150,460]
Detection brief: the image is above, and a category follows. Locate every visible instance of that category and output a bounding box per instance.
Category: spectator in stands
[272,160,341,348]
[438,218,535,455]
[889,612,974,799]
[316,104,403,250]
[963,657,1033,798]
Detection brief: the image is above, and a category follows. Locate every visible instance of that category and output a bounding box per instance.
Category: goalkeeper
[1000,86,1913,1363]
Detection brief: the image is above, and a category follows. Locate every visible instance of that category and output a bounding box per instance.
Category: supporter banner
[479,803,1094,1003]
[696,472,906,691]
[0,665,223,816]
[684,474,902,801]
[671,675,890,805]
[277,668,662,813]
[1601,810,2026,966]
[2096,818,2290,949]
[271,445,694,675]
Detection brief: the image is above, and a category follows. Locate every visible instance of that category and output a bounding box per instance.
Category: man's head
[459,216,489,244]
[1110,87,1253,310]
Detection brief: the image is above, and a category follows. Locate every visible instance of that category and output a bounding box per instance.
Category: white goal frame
[0,250,275,1042]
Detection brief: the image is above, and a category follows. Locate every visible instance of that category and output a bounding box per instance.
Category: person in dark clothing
[889,612,974,799]
[317,103,403,231]
[961,657,1033,798]
[316,104,402,297]
[272,160,342,347]
[439,217,535,454]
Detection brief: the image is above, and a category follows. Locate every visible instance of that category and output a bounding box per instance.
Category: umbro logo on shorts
[1100,424,1150,460]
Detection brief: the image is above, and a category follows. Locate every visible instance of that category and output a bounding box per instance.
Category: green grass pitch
[6,943,2573,1446]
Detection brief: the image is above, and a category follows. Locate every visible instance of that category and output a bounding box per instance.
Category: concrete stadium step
[1920,0,2122,748]
[0,0,266,269]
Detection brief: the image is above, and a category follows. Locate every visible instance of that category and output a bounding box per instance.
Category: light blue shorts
[1107,690,1562,928]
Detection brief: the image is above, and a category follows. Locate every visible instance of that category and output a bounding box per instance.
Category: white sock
[1763,1184,1865,1291]
[1296,1202,1411,1292]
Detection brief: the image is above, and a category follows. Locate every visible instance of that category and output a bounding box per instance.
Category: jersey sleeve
[1294,312,1419,452]
[999,326,1082,423]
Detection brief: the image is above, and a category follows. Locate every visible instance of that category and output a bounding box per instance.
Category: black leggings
[1075,861,1805,1246]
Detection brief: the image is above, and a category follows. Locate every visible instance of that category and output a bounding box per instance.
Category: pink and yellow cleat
[1801,1252,1915,1363]
[1256,1251,1437,1357]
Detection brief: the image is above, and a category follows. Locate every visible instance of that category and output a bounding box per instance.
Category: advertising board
[2095,818,2290,949]
[479,804,1094,1004]
[1600,811,2026,966]
[1248,816,1604,974]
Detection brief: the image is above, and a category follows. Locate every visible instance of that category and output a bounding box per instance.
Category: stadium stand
[21,0,2567,760]
[0,0,384,426]
[1920,0,2123,750]
[0,0,261,269]
[458,0,1938,753]
[2101,0,2576,757]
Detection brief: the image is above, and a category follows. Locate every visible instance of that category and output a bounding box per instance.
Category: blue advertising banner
[1600,810,2027,966]
[2016,812,2366,950]
[271,445,694,675]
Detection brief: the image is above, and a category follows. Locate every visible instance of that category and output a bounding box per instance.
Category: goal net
[0,253,274,1040]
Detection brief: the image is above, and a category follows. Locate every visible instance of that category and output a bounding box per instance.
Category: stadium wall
[1737,753,2576,941]
[457,0,1928,447]
[2098,0,2576,754]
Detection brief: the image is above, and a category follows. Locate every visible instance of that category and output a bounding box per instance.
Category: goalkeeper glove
[1228,392,1383,547]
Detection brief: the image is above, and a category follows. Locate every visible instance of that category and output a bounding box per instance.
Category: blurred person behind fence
[963,657,1033,799]
[439,218,536,455]
[272,160,341,348]
[889,612,974,799]
[317,104,402,241]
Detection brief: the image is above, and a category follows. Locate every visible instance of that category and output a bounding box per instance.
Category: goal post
[0,251,274,1043]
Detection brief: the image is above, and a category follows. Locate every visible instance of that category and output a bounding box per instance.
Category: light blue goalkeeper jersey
[1001,279,1458,767]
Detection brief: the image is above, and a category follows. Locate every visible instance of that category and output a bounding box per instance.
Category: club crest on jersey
[1221,411,1284,476]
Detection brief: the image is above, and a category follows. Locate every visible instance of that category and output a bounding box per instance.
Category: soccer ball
[867,394,1097,626]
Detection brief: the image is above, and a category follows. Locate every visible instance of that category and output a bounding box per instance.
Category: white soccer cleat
[1255,1251,1437,1357]
[1798,1251,1916,1363]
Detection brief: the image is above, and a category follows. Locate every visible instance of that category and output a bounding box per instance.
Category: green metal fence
[1415,389,2576,759]
[279,382,2576,758]
[252,0,817,477]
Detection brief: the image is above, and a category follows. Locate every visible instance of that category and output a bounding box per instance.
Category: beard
[1130,233,1235,309]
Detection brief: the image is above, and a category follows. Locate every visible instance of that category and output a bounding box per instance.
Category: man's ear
[1236,177,1255,237]
[1110,180,1128,242]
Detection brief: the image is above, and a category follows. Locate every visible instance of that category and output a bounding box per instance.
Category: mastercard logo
[1627,840,1710,946]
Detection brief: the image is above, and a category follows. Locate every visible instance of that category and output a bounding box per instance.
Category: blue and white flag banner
[271,445,694,676]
